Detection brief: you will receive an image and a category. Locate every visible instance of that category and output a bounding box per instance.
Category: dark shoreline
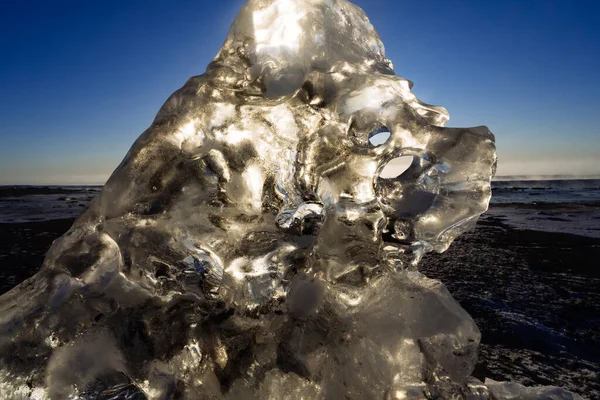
[423,215,600,398]
[0,215,599,398]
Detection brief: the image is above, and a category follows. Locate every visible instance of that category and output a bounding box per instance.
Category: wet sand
[0,218,74,294]
[423,214,600,398]
[0,212,599,398]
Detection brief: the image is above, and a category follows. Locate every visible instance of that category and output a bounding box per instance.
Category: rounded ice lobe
[5,0,577,399]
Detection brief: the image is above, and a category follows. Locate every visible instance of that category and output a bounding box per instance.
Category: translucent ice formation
[0,0,579,399]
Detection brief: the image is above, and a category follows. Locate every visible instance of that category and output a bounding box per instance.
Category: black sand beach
[423,212,600,398]
[0,218,74,293]
[0,202,599,398]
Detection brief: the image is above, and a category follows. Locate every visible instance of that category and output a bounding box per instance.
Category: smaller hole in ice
[380,156,413,179]
[368,129,391,147]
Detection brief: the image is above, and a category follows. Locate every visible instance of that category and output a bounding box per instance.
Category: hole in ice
[154,262,170,279]
[380,156,413,179]
[368,129,390,146]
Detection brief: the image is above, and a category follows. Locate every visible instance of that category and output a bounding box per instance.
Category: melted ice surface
[0,1,577,399]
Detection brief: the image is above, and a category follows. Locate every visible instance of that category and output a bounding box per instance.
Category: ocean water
[1,181,599,237]
[492,179,600,205]
[489,179,600,238]
[0,186,102,223]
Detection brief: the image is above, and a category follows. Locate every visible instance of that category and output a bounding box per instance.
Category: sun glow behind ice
[253,1,305,54]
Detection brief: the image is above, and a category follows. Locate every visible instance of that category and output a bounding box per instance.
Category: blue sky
[0,0,599,184]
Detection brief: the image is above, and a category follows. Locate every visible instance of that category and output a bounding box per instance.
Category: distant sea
[0,185,102,223]
[1,179,599,236]
[492,178,600,205]
[490,179,600,238]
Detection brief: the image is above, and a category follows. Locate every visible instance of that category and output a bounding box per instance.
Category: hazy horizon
[2,173,600,187]
[1,0,599,184]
